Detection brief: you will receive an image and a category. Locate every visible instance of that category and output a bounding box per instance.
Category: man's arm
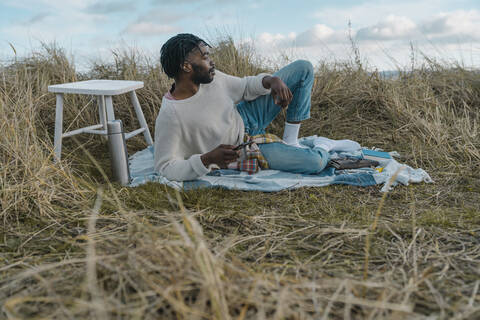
[262,75,293,109]
[201,145,239,168]
[154,106,240,181]
[219,70,272,104]
[261,75,274,89]
[154,107,210,181]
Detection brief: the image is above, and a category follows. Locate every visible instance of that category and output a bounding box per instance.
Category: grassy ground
[1,39,479,319]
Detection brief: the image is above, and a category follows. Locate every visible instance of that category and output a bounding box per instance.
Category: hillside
[1,39,479,319]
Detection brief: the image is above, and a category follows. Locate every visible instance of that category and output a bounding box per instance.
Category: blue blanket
[129,136,433,192]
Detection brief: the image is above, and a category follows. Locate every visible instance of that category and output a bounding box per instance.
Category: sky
[1,0,480,71]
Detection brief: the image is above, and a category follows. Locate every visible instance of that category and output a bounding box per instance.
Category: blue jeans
[236,60,329,174]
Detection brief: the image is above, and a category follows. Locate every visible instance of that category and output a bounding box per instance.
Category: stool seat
[48,80,144,95]
[48,79,153,161]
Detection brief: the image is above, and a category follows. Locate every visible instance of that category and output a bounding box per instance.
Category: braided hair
[160,33,211,79]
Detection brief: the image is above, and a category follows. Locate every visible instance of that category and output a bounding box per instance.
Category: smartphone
[233,141,254,151]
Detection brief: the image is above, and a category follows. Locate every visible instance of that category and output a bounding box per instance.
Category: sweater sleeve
[220,71,272,104]
[154,106,210,181]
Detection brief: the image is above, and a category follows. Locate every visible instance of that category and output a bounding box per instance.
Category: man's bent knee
[289,60,314,87]
[293,60,313,77]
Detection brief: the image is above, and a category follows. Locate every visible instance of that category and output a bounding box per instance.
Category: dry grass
[0,38,479,319]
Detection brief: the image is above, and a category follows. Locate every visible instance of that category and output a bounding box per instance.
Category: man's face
[185,43,215,84]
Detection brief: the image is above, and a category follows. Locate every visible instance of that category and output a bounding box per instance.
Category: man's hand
[201,144,239,168]
[262,76,292,109]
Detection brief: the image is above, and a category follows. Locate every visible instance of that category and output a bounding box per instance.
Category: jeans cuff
[286,115,310,122]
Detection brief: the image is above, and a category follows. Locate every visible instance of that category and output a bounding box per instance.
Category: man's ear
[182,62,192,73]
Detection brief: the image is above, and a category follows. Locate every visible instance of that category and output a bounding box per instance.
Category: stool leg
[97,95,107,129]
[54,93,64,162]
[129,91,153,146]
[104,95,115,121]
[97,95,108,140]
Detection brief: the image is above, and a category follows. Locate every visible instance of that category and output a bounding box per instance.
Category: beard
[191,63,214,85]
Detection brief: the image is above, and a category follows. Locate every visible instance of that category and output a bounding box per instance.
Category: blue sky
[1,0,480,70]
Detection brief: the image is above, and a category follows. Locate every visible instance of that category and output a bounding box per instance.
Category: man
[154,33,329,181]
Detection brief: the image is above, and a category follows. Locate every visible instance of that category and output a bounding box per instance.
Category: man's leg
[258,142,329,174]
[236,60,329,174]
[236,59,314,138]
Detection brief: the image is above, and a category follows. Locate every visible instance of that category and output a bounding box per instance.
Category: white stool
[48,80,153,161]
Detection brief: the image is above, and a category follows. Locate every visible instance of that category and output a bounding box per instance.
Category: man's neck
[171,79,200,100]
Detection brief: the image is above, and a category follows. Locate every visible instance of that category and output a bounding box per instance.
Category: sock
[283,122,301,145]
[283,122,309,148]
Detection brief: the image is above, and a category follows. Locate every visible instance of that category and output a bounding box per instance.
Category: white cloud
[241,8,480,70]
[255,24,348,49]
[295,24,335,46]
[122,8,184,36]
[421,10,480,41]
[2,11,104,43]
[125,22,180,36]
[312,0,457,29]
[257,32,295,44]
[356,15,417,40]
[1,0,109,44]
[23,12,51,25]
[133,9,184,24]
[251,25,341,49]
[84,0,136,14]
[3,0,94,11]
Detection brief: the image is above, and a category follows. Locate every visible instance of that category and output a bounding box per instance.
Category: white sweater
[154,70,271,181]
